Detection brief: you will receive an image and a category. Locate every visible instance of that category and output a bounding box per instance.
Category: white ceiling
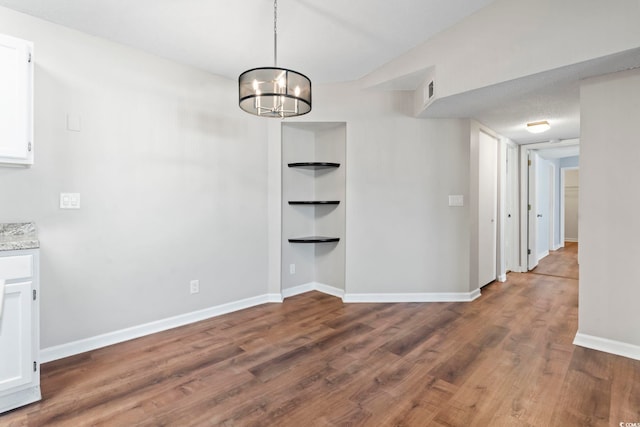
[1,0,639,149]
[0,0,494,83]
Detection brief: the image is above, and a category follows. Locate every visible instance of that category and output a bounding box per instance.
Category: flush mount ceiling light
[526,120,551,134]
[238,0,311,118]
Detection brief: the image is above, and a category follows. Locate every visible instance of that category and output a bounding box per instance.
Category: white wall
[363,0,640,98]
[271,84,472,297]
[0,7,269,348]
[314,125,346,290]
[578,68,640,355]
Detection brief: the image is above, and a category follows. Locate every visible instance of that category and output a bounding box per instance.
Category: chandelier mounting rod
[274,0,278,67]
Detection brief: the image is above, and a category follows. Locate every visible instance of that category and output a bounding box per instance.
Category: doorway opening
[519,139,579,271]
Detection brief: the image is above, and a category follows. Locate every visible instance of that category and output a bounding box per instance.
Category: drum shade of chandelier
[238,0,311,118]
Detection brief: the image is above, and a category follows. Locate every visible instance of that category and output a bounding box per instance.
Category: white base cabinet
[0,250,40,413]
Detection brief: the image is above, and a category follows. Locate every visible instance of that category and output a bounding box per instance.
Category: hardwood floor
[2,243,639,426]
[530,242,579,280]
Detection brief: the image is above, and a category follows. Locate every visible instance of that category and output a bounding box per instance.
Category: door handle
[537,214,543,218]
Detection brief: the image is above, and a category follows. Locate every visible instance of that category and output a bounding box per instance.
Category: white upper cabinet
[0,34,33,166]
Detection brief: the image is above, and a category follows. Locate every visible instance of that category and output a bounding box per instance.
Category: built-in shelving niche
[281,122,346,294]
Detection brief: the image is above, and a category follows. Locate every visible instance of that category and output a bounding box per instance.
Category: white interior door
[478,131,498,287]
[535,158,551,261]
[528,152,538,270]
[547,163,555,252]
[505,143,519,272]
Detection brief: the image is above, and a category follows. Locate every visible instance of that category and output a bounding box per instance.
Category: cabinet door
[0,33,33,165]
[0,281,33,393]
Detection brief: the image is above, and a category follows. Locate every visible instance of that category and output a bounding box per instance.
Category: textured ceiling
[421,47,640,145]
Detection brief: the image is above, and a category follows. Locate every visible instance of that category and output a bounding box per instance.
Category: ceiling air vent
[423,79,435,107]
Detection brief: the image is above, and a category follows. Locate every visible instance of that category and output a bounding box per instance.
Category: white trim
[343,289,481,303]
[282,282,345,299]
[267,293,283,303]
[564,237,578,243]
[574,332,640,361]
[40,283,482,363]
[40,294,275,363]
[497,274,507,282]
[551,244,562,251]
[0,385,41,414]
[282,283,315,298]
[314,282,345,299]
[537,250,549,262]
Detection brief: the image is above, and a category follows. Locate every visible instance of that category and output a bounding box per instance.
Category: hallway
[530,241,579,280]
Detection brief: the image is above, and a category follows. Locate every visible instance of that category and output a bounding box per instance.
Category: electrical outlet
[190,279,199,294]
[289,264,296,275]
[60,193,81,209]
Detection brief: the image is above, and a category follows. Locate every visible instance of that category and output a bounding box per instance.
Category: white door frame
[519,139,579,271]
[478,130,499,287]
[548,161,556,252]
[528,151,539,269]
[560,166,580,246]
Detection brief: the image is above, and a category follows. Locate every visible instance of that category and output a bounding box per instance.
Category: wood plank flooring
[530,241,579,280]
[2,242,639,426]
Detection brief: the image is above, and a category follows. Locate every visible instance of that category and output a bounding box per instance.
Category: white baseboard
[267,293,283,303]
[551,244,562,251]
[286,282,480,303]
[314,282,345,299]
[40,294,276,363]
[40,283,482,363]
[282,282,345,299]
[0,385,41,414]
[343,289,481,303]
[497,274,507,282]
[282,283,315,298]
[565,238,578,243]
[573,332,640,361]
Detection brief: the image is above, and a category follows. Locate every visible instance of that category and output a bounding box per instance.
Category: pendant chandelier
[238,0,311,118]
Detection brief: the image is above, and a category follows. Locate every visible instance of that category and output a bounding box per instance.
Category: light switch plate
[60,193,81,209]
[448,195,464,207]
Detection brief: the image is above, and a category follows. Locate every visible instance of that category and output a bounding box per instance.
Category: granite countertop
[0,222,39,251]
